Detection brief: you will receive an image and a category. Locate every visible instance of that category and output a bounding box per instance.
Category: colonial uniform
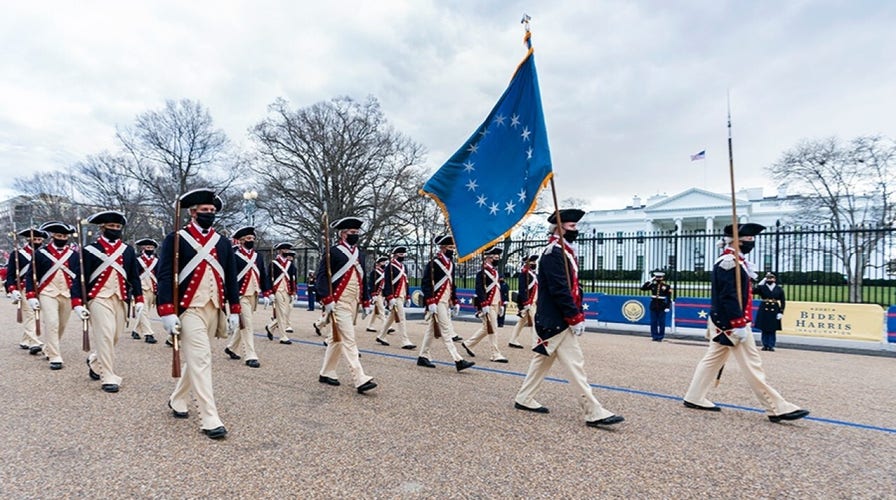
[461,246,508,363]
[226,226,271,366]
[640,271,673,341]
[508,254,539,349]
[515,209,623,427]
[416,235,474,371]
[81,211,144,392]
[5,228,46,352]
[375,247,416,349]
[157,189,241,437]
[24,222,80,370]
[753,273,786,351]
[364,257,389,333]
[265,242,297,344]
[683,223,809,422]
[134,238,160,344]
[315,216,376,392]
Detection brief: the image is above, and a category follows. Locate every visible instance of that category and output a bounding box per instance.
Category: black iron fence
[283,224,896,307]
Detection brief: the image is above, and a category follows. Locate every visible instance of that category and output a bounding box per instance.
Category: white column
[674,218,683,272]
[643,219,654,281]
[704,216,715,271]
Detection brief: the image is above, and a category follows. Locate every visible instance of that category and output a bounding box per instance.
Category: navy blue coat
[421,255,457,305]
[534,244,583,341]
[382,261,408,300]
[234,249,271,295]
[709,251,751,331]
[24,245,81,302]
[752,283,785,332]
[80,240,143,302]
[516,267,537,307]
[315,245,370,304]
[5,247,33,292]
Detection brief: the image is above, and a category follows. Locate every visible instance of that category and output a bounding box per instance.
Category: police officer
[640,270,673,341]
[375,246,416,350]
[514,209,624,428]
[225,226,271,367]
[461,246,509,363]
[265,242,297,344]
[682,223,809,423]
[753,272,785,351]
[507,254,538,350]
[133,238,160,344]
[6,227,46,354]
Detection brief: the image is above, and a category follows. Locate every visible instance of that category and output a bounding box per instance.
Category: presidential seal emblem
[622,300,646,322]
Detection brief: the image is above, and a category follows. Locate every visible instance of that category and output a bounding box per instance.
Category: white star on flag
[517,189,527,202]
[698,310,708,319]
[488,203,500,215]
[526,147,533,159]
[463,161,475,172]
[582,303,590,310]
[504,201,516,214]
[466,179,478,191]
[476,194,488,207]
[510,114,520,128]
[521,127,531,141]
[494,114,506,126]
[467,143,479,154]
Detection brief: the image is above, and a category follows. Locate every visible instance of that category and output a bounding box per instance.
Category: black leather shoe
[19,344,29,350]
[375,338,390,346]
[318,375,340,386]
[508,342,524,349]
[461,343,475,357]
[86,359,100,381]
[144,335,157,344]
[387,328,395,333]
[451,335,462,342]
[768,409,810,423]
[401,344,416,350]
[761,346,768,351]
[417,357,436,368]
[514,402,549,413]
[357,380,378,394]
[224,347,241,360]
[587,415,625,427]
[29,345,43,355]
[492,358,509,363]
[131,331,141,340]
[683,400,721,412]
[245,359,261,368]
[165,339,174,347]
[101,384,119,393]
[202,426,228,440]
[49,362,63,370]
[365,328,377,333]
[265,325,274,341]
[768,347,775,352]
[279,339,292,345]
[314,324,322,336]
[168,400,188,419]
[455,359,475,372]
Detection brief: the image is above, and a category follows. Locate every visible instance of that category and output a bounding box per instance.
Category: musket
[717,92,742,387]
[11,224,22,324]
[75,220,90,352]
[29,225,41,337]
[322,213,341,343]
[523,263,534,327]
[171,199,182,379]
[425,239,441,339]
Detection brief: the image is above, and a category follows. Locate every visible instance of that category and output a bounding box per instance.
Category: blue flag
[421,39,553,262]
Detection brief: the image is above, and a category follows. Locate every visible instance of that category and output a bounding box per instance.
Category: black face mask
[395,255,405,262]
[144,249,155,257]
[739,241,755,254]
[562,229,579,243]
[195,212,215,229]
[243,240,255,250]
[529,264,537,270]
[31,241,42,249]
[444,249,455,259]
[103,228,122,241]
[345,234,360,246]
[53,238,68,248]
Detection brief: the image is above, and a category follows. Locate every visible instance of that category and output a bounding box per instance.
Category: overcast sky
[1,0,893,209]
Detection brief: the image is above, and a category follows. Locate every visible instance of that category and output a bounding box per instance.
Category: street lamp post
[242,190,258,225]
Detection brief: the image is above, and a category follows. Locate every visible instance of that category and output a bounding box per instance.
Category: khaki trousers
[515,330,615,422]
[365,295,387,330]
[418,298,463,362]
[39,294,72,364]
[169,302,224,430]
[683,331,801,415]
[135,290,156,336]
[508,304,537,347]
[266,289,293,340]
[320,280,372,388]
[464,303,505,361]
[87,296,127,386]
[377,298,414,346]
[226,295,258,361]
[19,304,41,347]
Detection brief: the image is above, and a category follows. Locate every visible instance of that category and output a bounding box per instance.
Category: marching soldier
[514,209,624,428]
[5,227,46,354]
[24,222,84,371]
[507,253,539,349]
[133,238,159,344]
[682,223,809,423]
[315,216,377,393]
[224,226,271,367]
[416,235,474,372]
[157,188,241,440]
[365,256,389,333]
[265,242,297,345]
[461,246,508,363]
[374,246,416,350]
[753,272,786,351]
[640,270,673,341]
[81,211,144,393]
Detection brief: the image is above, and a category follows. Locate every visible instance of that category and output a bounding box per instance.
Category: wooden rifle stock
[76,220,90,352]
[12,227,23,324]
[322,213,341,343]
[29,227,41,337]
[171,200,182,379]
[485,308,495,334]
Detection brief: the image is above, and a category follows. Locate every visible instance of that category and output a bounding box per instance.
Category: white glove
[732,327,750,342]
[227,313,239,334]
[757,278,767,286]
[259,296,272,307]
[571,322,586,336]
[452,303,460,317]
[323,302,335,315]
[27,298,40,311]
[500,306,506,316]
[11,290,22,302]
[161,314,181,335]
[427,303,437,314]
[74,305,90,320]
[664,308,670,313]
[776,313,783,320]
[363,305,372,316]
[134,302,145,318]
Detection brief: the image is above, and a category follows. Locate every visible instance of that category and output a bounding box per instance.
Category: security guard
[461,246,508,363]
[640,270,673,341]
[265,242,297,344]
[133,238,160,344]
[507,254,538,349]
[5,227,46,354]
[225,226,271,367]
[375,246,416,350]
[753,272,786,351]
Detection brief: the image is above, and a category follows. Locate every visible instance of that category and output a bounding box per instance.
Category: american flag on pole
[690,150,706,161]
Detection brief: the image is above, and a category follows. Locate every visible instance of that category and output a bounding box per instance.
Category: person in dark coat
[497,277,510,327]
[640,270,673,341]
[753,272,785,351]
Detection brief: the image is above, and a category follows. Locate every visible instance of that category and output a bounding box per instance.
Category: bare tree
[11,171,81,224]
[250,96,427,247]
[768,135,895,301]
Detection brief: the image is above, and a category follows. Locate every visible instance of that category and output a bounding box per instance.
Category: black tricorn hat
[87,210,127,226]
[723,223,766,237]
[178,188,224,211]
[39,221,75,235]
[376,256,390,264]
[232,226,255,239]
[330,217,363,230]
[547,208,586,224]
[273,242,294,251]
[391,246,408,255]
[17,227,47,239]
[483,246,503,256]
[525,253,539,262]
[135,238,159,247]
[433,234,454,246]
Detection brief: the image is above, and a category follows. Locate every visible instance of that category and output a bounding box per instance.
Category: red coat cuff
[26,291,36,300]
[134,295,144,304]
[7,285,17,293]
[71,298,83,307]
[565,313,585,326]
[157,303,175,316]
[320,296,334,305]
[230,303,242,315]
[362,300,370,308]
[730,317,747,328]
